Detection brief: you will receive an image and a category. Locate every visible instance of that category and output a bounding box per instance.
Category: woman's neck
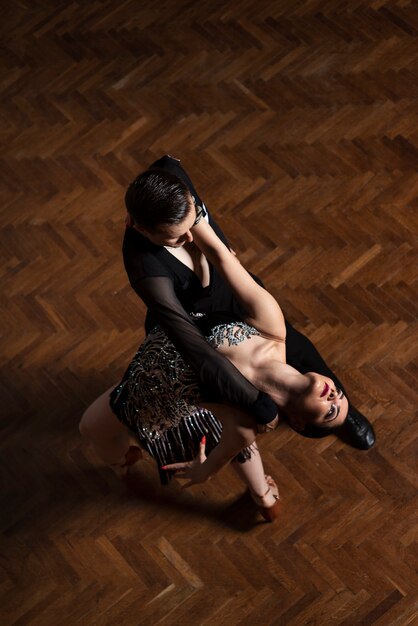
[252,358,310,408]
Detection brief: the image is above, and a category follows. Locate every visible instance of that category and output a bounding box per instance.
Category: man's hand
[162,436,209,488]
[257,415,280,434]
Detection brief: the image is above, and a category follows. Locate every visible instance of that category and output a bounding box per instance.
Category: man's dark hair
[125,168,192,230]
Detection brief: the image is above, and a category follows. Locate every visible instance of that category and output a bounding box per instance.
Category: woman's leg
[231,443,279,507]
[79,386,133,466]
[199,401,278,506]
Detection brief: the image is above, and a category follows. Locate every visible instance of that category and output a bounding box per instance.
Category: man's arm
[132,274,278,425]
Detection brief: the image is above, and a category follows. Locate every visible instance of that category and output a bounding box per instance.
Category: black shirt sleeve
[131,274,277,425]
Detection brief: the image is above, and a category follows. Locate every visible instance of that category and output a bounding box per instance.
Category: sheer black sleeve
[132,275,277,425]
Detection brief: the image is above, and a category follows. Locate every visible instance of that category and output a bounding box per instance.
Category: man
[123,155,375,449]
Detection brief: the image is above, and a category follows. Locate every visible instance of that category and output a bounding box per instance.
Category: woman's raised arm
[192,219,286,340]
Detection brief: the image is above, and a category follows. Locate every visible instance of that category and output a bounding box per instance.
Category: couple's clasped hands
[161,436,210,488]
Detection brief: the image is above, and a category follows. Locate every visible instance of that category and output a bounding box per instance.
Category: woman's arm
[192,219,286,339]
[163,402,257,485]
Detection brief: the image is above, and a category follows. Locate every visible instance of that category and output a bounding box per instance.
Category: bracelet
[193,203,207,225]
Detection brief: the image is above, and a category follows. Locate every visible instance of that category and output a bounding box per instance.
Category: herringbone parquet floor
[1,1,417,625]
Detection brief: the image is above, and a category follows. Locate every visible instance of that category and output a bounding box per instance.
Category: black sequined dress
[110,312,262,483]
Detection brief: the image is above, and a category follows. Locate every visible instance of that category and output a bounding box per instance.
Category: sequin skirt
[110,321,260,483]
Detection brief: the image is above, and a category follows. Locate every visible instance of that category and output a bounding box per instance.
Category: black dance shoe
[337,407,376,450]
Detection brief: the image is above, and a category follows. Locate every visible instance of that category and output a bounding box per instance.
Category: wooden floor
[1,1,417,624]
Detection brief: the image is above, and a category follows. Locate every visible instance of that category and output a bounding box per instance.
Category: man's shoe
[337,408,376,450]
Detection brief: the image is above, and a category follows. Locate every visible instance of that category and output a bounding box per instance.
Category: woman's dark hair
[125,168,192,230]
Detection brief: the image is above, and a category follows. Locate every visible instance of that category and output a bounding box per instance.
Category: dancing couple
[80,156,375,522]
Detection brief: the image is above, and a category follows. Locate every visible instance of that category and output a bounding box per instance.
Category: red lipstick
[320,382,329,398]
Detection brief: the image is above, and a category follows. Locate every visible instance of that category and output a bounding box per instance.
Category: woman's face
[293,372,349,429]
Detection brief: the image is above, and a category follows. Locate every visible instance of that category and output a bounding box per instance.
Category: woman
[80,218,348,522]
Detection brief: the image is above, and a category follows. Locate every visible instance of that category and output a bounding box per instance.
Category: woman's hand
[162,436,209,488]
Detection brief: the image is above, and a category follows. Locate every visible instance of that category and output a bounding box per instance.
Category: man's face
[134,203,196,248]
